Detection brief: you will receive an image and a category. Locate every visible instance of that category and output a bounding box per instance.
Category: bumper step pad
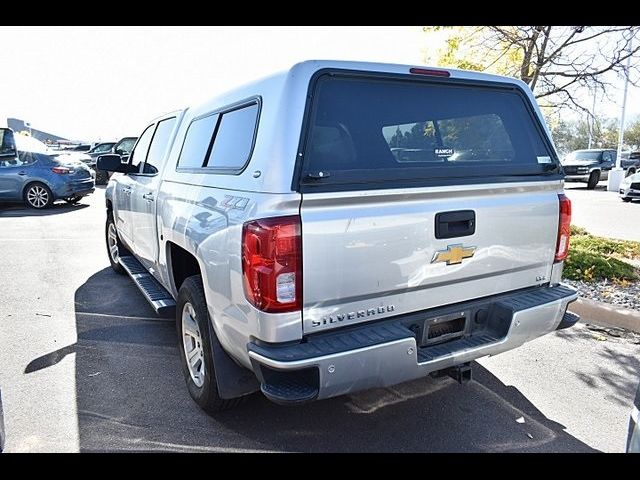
[119,255,176,317]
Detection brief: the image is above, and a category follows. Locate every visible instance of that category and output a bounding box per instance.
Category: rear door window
[301,74,558,191]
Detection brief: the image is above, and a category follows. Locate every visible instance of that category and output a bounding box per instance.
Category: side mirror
[0,128,17,159]
[97,154,137,174]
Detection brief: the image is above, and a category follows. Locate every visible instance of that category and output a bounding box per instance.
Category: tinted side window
[144,117,176,174]
[129,126,155,170]
[205,103,258,169]
[177,114,219,169]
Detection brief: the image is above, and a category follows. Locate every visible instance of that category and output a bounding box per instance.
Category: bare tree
[424,26,640,114]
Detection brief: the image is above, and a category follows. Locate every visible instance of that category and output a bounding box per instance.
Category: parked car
[84,142,116,169]
[624,151,640,176]
[0,129,95,208]
[94,137,137,185]
[561,149,616,189]
[98,60,578,413]
[628,381,640,453]
[69,144,91,152]
[619,171,640,202]
[87,142,116,157]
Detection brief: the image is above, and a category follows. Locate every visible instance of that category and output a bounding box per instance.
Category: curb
[570,297,640,334]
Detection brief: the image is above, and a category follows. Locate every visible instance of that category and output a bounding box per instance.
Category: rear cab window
[298,72,560,192]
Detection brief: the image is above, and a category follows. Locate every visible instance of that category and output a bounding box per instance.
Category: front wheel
[587,171,600,189]
[622,197,632,203]
[177,275,243,413]
[105,211,128,274]
[24,182,53,209]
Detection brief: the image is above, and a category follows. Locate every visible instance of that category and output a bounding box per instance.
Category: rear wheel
[622,197,632,203]
[24,182,53,209]
[105,211,128,274]
[177,275,243,413]
[587,171,600,189]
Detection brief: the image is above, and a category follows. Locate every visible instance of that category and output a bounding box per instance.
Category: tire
[587,171,600,189]
[177,275,243,413]
[24,182,53,209]
[622,197,632,202]
[105,211,128,274]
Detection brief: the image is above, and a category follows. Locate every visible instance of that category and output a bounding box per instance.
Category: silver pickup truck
[98,60,579,413]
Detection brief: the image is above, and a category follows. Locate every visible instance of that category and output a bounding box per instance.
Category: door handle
[18,171,27,176]
[435,210,476,239]
[142,192,155,201]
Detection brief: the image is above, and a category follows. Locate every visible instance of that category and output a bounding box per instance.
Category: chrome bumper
[249,284,578,402]
[564,174,590,182]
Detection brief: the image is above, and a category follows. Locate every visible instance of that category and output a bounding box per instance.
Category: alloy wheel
[26,185,49,208]
[182,302,205,387]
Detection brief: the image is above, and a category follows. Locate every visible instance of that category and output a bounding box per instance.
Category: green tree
[624,117,640,150]
[549,116,619,155]
[423,26,639,113]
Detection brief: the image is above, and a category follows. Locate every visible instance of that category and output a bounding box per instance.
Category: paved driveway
[565,182,640,241]
[0,189,638,452]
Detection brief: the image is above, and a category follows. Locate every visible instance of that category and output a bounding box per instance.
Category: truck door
[115,124,155,248]
[129,116,178,270]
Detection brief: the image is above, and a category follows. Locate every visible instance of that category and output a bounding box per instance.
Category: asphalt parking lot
[0,188,638,452]
[564,181,640,241]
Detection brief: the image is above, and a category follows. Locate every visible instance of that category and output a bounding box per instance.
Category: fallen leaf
[88,372,102,377]
[516,416,525,424]
[527,433,533,439]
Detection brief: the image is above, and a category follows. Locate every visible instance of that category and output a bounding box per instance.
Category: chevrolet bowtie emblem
[431,244,476,265]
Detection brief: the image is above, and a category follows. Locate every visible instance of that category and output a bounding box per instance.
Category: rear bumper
[249,284,578,404]
[52,180,95,199]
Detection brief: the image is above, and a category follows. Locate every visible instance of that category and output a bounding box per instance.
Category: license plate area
[420,311,468,347]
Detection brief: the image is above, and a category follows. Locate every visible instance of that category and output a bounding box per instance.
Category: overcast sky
[1,26,637,142]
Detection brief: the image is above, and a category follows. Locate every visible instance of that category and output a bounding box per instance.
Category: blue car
[0,129,95,209]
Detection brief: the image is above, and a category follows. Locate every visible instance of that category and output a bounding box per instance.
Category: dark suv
[561,149,616,189]
[94,137,137,185]
[562,149,639,189]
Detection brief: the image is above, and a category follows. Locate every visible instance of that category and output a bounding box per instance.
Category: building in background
[6,118,69,144]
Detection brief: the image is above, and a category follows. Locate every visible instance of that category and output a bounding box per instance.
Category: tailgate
[297,70,563,333]
[301,182,560,332]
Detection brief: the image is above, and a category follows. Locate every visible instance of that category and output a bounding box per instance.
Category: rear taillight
[242,216,302,313]
[555,194,572,262]
[52,166,71,174]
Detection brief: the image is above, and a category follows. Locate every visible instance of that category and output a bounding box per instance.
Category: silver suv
[98,60,579,413]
